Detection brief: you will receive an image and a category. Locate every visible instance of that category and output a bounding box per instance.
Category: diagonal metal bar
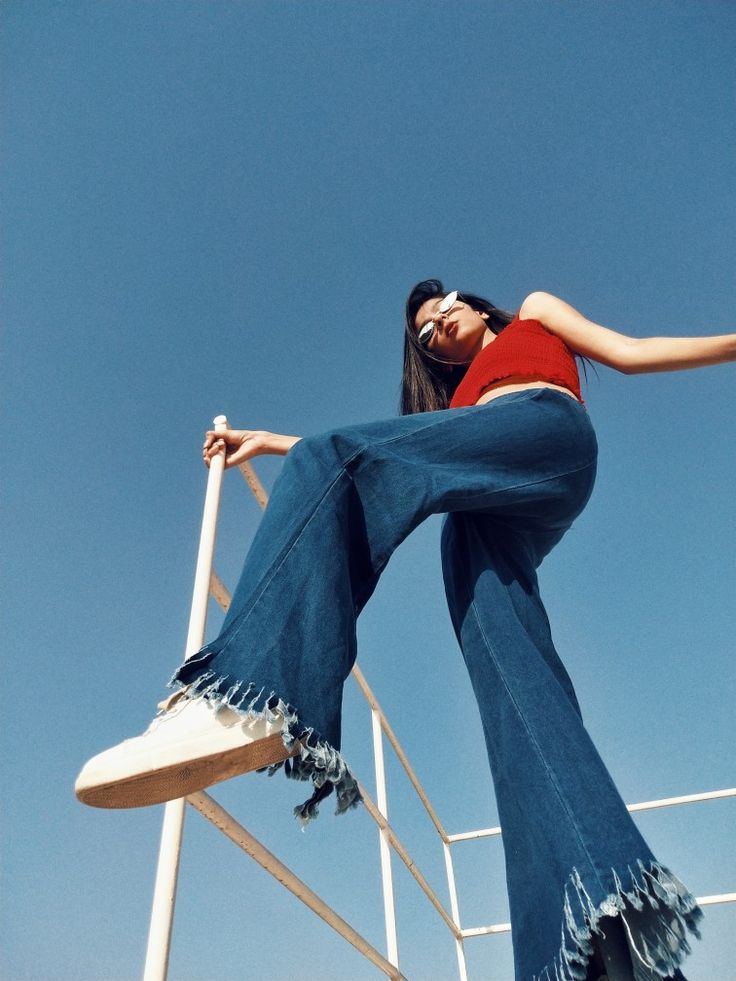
[209,570,231,612]
[238,460,268,509]
[186,790,407,980]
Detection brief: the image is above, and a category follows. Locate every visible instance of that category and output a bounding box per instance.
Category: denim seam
[468,598,605,895]
[447,458,598,505]
[504,583,584,720]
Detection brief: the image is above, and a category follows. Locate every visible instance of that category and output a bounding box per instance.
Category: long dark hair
[400,279,515,415]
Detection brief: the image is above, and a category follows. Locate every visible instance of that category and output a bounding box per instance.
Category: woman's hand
[202,429,302,468]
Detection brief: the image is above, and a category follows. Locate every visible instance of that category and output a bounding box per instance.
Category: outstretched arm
[203,428,302,469]
[519,291,736,375]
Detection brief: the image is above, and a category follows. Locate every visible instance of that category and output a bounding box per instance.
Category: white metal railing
[142,415,735,980]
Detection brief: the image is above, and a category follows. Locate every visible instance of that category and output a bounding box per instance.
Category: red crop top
[449,315,582,408]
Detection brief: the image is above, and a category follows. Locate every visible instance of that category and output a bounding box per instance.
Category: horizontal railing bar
[448,788,736,843]
[357,782,460,939]
[627,787,736,812]
[447,826,501,843]
[461,923,511,938]
[461,893,736,940]
[238,461,269,510]
[351,663,449,843]
[186,791,407,981]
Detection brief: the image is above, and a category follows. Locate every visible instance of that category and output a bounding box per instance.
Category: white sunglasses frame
[417,290,459,347]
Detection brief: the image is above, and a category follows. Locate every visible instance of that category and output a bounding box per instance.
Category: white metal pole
[358,786,459,935]
[372,709,400,971]
[442,841,468,981]
[143,414,229,981]
[142,798,187,981]
[183,414,230,661]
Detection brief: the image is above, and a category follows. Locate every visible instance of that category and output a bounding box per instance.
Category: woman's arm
[203,428,302,469]
[519,291,736,375]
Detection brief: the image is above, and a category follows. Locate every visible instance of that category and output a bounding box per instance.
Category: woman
[76,282,735,980]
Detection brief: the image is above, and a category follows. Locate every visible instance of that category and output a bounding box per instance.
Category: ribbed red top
[449,316,582,408]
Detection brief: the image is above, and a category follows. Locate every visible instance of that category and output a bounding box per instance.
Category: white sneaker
[75,692,298,809]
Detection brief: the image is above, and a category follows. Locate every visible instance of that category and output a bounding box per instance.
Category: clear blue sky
[3,3,734,979]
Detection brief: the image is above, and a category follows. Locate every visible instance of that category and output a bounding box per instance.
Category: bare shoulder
[517,291,561,322]
[516,291,635,371]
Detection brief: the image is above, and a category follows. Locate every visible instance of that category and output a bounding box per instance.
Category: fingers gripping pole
[143,415,229,981]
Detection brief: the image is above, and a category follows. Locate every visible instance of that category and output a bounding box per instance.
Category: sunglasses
[417,290,459,347]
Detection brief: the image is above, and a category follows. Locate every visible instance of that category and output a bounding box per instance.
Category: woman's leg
[165,389,598,821]
[81,391,594,817]
[77,387,701,974]
[440,510,702,980]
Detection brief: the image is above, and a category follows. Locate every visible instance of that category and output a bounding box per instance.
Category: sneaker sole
[76,732,298,809]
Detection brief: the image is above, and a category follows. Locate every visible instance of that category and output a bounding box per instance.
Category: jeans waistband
[474,386,584,409]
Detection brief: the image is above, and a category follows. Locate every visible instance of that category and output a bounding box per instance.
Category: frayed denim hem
[533,860,704,981]
[165,664,362,830]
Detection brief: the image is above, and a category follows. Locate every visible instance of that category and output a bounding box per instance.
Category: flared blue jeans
[170,389,702,980]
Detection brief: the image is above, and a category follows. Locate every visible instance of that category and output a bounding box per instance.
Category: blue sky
[3,2,734,979]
